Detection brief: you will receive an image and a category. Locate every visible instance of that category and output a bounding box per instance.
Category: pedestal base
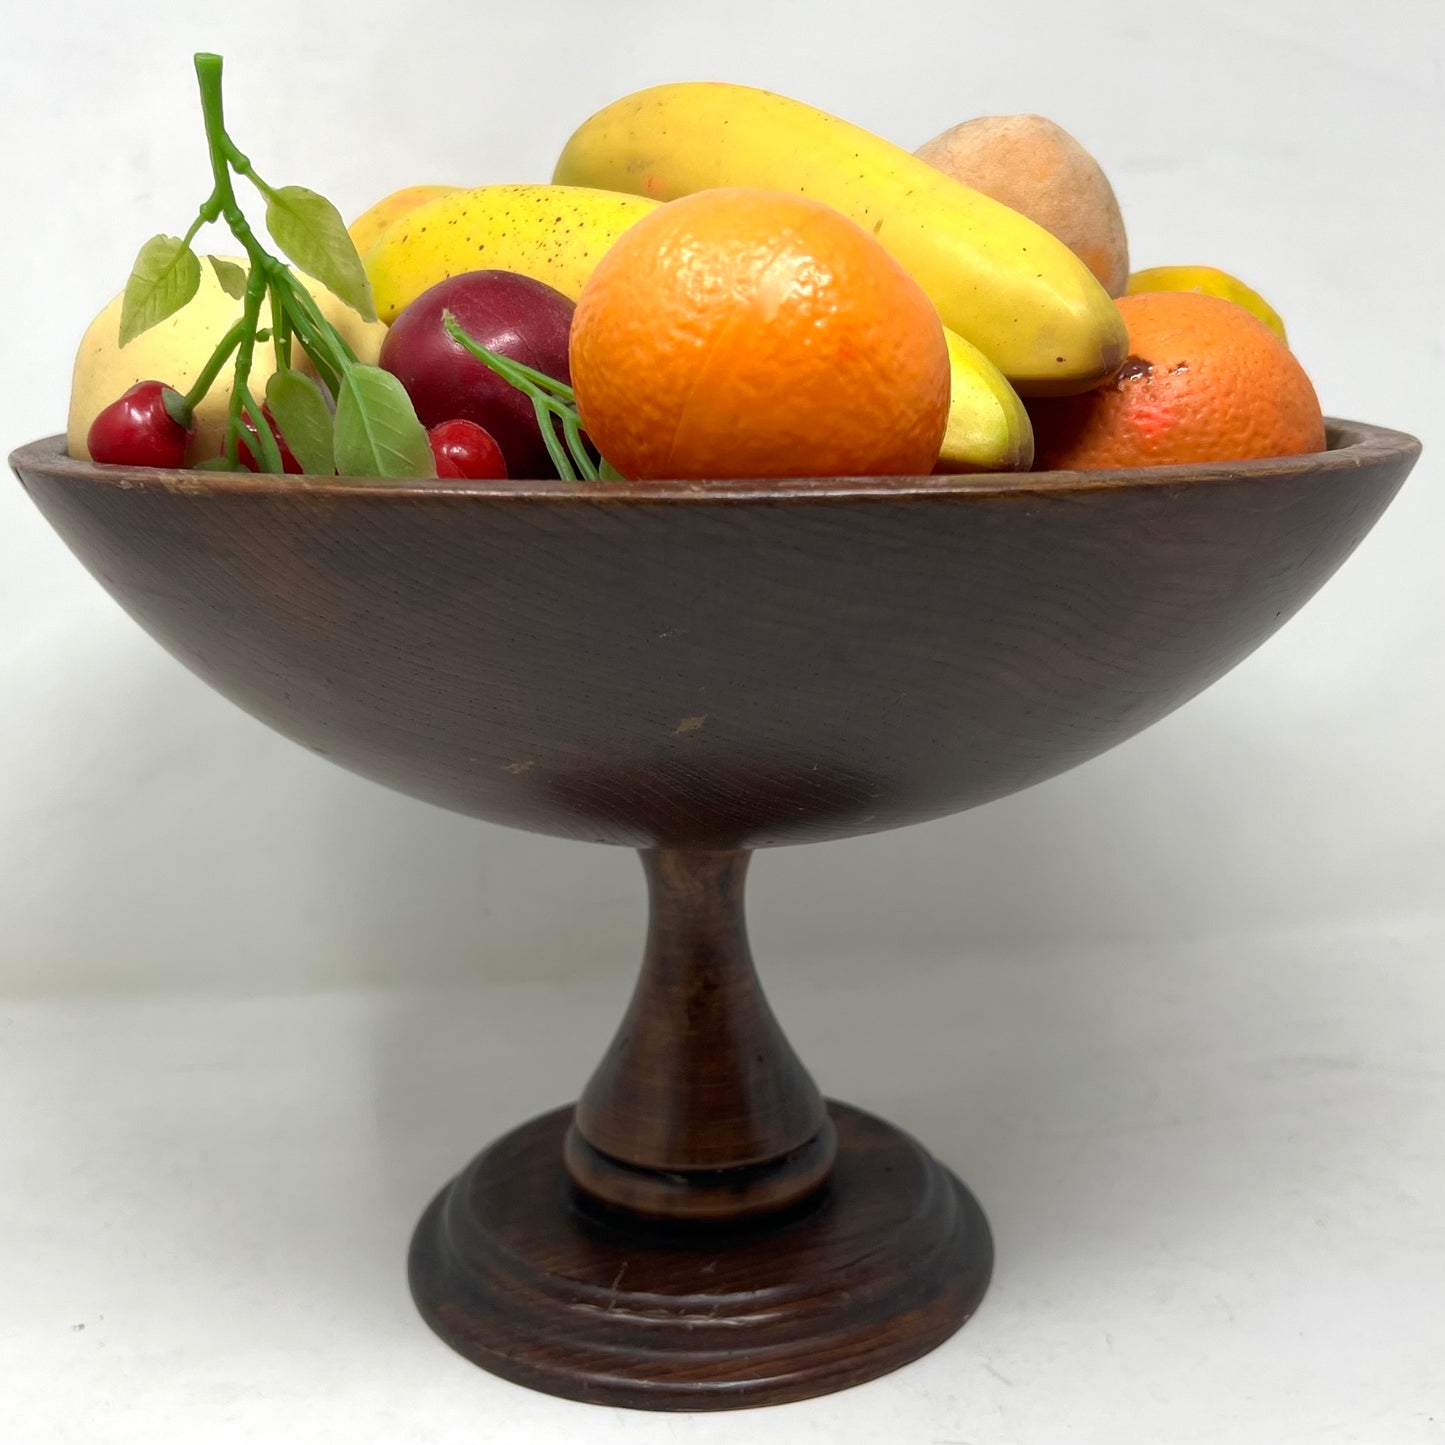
[409,1101,993,1411]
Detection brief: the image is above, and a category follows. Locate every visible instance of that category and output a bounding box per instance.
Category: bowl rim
[9,419,1420,505]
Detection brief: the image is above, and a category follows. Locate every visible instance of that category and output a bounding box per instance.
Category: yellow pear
[67,259,387,464]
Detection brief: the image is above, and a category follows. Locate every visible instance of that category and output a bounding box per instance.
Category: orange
[1029,290,1325,471]
[568,187,950,480]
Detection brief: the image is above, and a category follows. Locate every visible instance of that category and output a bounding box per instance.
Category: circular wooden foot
[409,1101,993,1411]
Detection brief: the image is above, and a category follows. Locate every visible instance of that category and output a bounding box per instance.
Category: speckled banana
[553,82,1127,395]
[363,183,660,323]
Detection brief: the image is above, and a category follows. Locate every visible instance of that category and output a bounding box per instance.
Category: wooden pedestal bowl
[10,421,1420,1410]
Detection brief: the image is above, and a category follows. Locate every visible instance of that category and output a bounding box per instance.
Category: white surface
[5,930,1444,1443]
[3,0,1444,1440]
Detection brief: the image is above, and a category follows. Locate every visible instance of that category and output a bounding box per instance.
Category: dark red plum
[380,271,574,479]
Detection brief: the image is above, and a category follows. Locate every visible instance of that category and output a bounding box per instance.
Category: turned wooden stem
[564,848,837,1220]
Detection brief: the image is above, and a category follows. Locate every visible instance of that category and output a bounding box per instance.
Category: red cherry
[238,405,303,474]
[428,419,509,481]
[87,381,193,468]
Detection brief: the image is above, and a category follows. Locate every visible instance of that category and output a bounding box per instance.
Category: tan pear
[915,114,1129,298]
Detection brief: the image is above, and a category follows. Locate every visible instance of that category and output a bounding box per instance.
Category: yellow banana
[938,328,1033,472]
[554,83,1127,395]
[364,183,659,323]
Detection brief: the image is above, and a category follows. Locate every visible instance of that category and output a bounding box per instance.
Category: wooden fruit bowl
[10,421,1420,1410]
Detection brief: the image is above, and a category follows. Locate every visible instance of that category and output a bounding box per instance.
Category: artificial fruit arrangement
[67,55,1324,486]
[69,53,599,486]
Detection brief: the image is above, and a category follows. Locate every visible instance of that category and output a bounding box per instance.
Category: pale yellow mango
[68,259,387,464]
[349,184,459,260]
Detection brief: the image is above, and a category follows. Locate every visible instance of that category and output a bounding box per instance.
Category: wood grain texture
[9,423,1419,850]
[566,847,836,1220]
[410,1101,992,1410]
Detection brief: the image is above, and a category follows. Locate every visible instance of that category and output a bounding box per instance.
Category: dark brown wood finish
[565,847,836,1221]
[9,424,1419,851]
[419,843,985,1407]
[9,423,1421,1409]
[410,1100,992,1409]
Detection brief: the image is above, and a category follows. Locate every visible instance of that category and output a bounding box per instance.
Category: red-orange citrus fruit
[1029,290,1324,471]
[569,187,951,480]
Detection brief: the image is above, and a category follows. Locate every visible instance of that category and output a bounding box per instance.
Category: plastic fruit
[380,271,574,479]
[569,187,950,481]
[237,405,303,474]
[915,113,1129,298]
[86,381,193,467]
[364,184,659,323]
[1028,290,1325,470]
[936,330,1034,473]
[429,419,508,480]
[1126,265,1288,344]
[68,259,386,465]
[553,82,1127,395]
[348,184,459,259]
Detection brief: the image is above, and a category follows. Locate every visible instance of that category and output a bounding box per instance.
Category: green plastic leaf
[207,255,248,300]
[598,457,626,481]
[266,370,335,476]
[333,365,434,479]
[264,185,376,321]
[440,310,593,480]
[159,387,191,427]
[119,235,201,346]
[193,455,241,471]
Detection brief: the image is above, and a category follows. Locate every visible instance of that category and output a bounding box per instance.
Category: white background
[2,2,1442,1442]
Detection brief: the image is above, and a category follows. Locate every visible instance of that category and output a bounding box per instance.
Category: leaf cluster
[118,53,431,479]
